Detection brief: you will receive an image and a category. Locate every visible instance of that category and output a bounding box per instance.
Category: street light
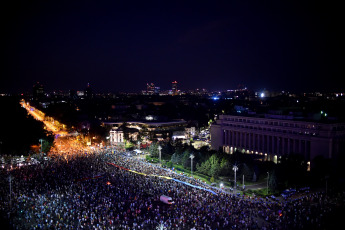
[8,175,12,211]
[39,139,43,153]
[243,174,245,190]
[190,154,195,177]
[158,145,162,165]
[267,172,269,195]
[233,165,238,194]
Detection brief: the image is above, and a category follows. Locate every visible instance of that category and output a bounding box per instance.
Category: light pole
[243,174,245,190]
[267,172,269,195]
[190,154,195,177]
[8,175,12,210]
[233,165,238,194]
[39,139,43,153]
[158,145,162,165]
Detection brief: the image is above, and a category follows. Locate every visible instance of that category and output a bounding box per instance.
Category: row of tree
[148,141,342,193]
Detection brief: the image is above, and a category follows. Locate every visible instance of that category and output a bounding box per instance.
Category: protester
[1,148,344,230]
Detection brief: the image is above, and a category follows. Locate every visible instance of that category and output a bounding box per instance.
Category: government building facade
[211,114,345,163]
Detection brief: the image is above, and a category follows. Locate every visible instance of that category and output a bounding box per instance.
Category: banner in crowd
[107,162,217,195]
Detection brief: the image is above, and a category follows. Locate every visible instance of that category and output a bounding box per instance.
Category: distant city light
[145,115,154,120]
[212,97,219,100]
[260,93,265,98]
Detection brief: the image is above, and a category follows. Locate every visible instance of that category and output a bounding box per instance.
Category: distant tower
[33,82,44,101]
[147,83,155,95]
[69,89,78,100]
[172,81,178,95]
[85,82,93,99]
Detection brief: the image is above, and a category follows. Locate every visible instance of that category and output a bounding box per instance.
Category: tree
[0,97,53,156]
[182,150,192,169]
[149,142,159,158]
[219,157,231,176]
[275,153,308,188]
[268,170,278,192]
[40,133,55,153]
[196,160,211,176]
[171,152,182,164]
[241,163,254,181]
[209,154,221,178]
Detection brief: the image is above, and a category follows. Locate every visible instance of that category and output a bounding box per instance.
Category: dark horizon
[2,1,343,94]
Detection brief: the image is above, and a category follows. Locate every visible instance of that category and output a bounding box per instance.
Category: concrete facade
[211,115,345,161]
[110,129,124,144]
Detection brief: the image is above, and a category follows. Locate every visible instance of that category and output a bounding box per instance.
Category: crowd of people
[0,148,344,229]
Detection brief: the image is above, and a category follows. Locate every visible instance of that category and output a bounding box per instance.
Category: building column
[280,137,285,155]
[227,130,230,146]
[237,131,240,147]
[252,133,254,150]
[224,130,228,146]
[229,130,232,146]
[234,131,237,147]
[277,137,280,155]
[243,132,248,150]
[232,131,235,147]
[238,131,241,148]
[268,136,273,154]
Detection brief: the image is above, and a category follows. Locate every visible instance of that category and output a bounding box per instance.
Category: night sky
[2,1,343,94]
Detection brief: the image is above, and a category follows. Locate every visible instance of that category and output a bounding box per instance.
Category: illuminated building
[104,120,187,142]
[77,91,85,97]
[110,128,124,144]
[85,83,93,99]
[211,114,345,162]
[146,83,155,95]
[33,82,44,101]
[172,81,178,95]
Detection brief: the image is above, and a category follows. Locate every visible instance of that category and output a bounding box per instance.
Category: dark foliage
[0,97,54,156]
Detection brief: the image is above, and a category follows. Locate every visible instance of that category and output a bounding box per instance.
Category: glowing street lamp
[39,139,43,153]
[233,165,238,194]
[158,145,162,165]
[8,175,12,210]
[190,154,195,177]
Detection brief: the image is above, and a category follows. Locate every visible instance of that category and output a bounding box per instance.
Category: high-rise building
[33,82,44,101]
[172,81,178,95]
[147,83,155,95]
[154,86,160,94]
[85,83,93,99]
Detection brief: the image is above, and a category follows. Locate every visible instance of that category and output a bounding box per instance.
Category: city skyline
[2,1,343,94]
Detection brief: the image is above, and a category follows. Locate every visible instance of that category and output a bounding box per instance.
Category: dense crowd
[0,149,344,230]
